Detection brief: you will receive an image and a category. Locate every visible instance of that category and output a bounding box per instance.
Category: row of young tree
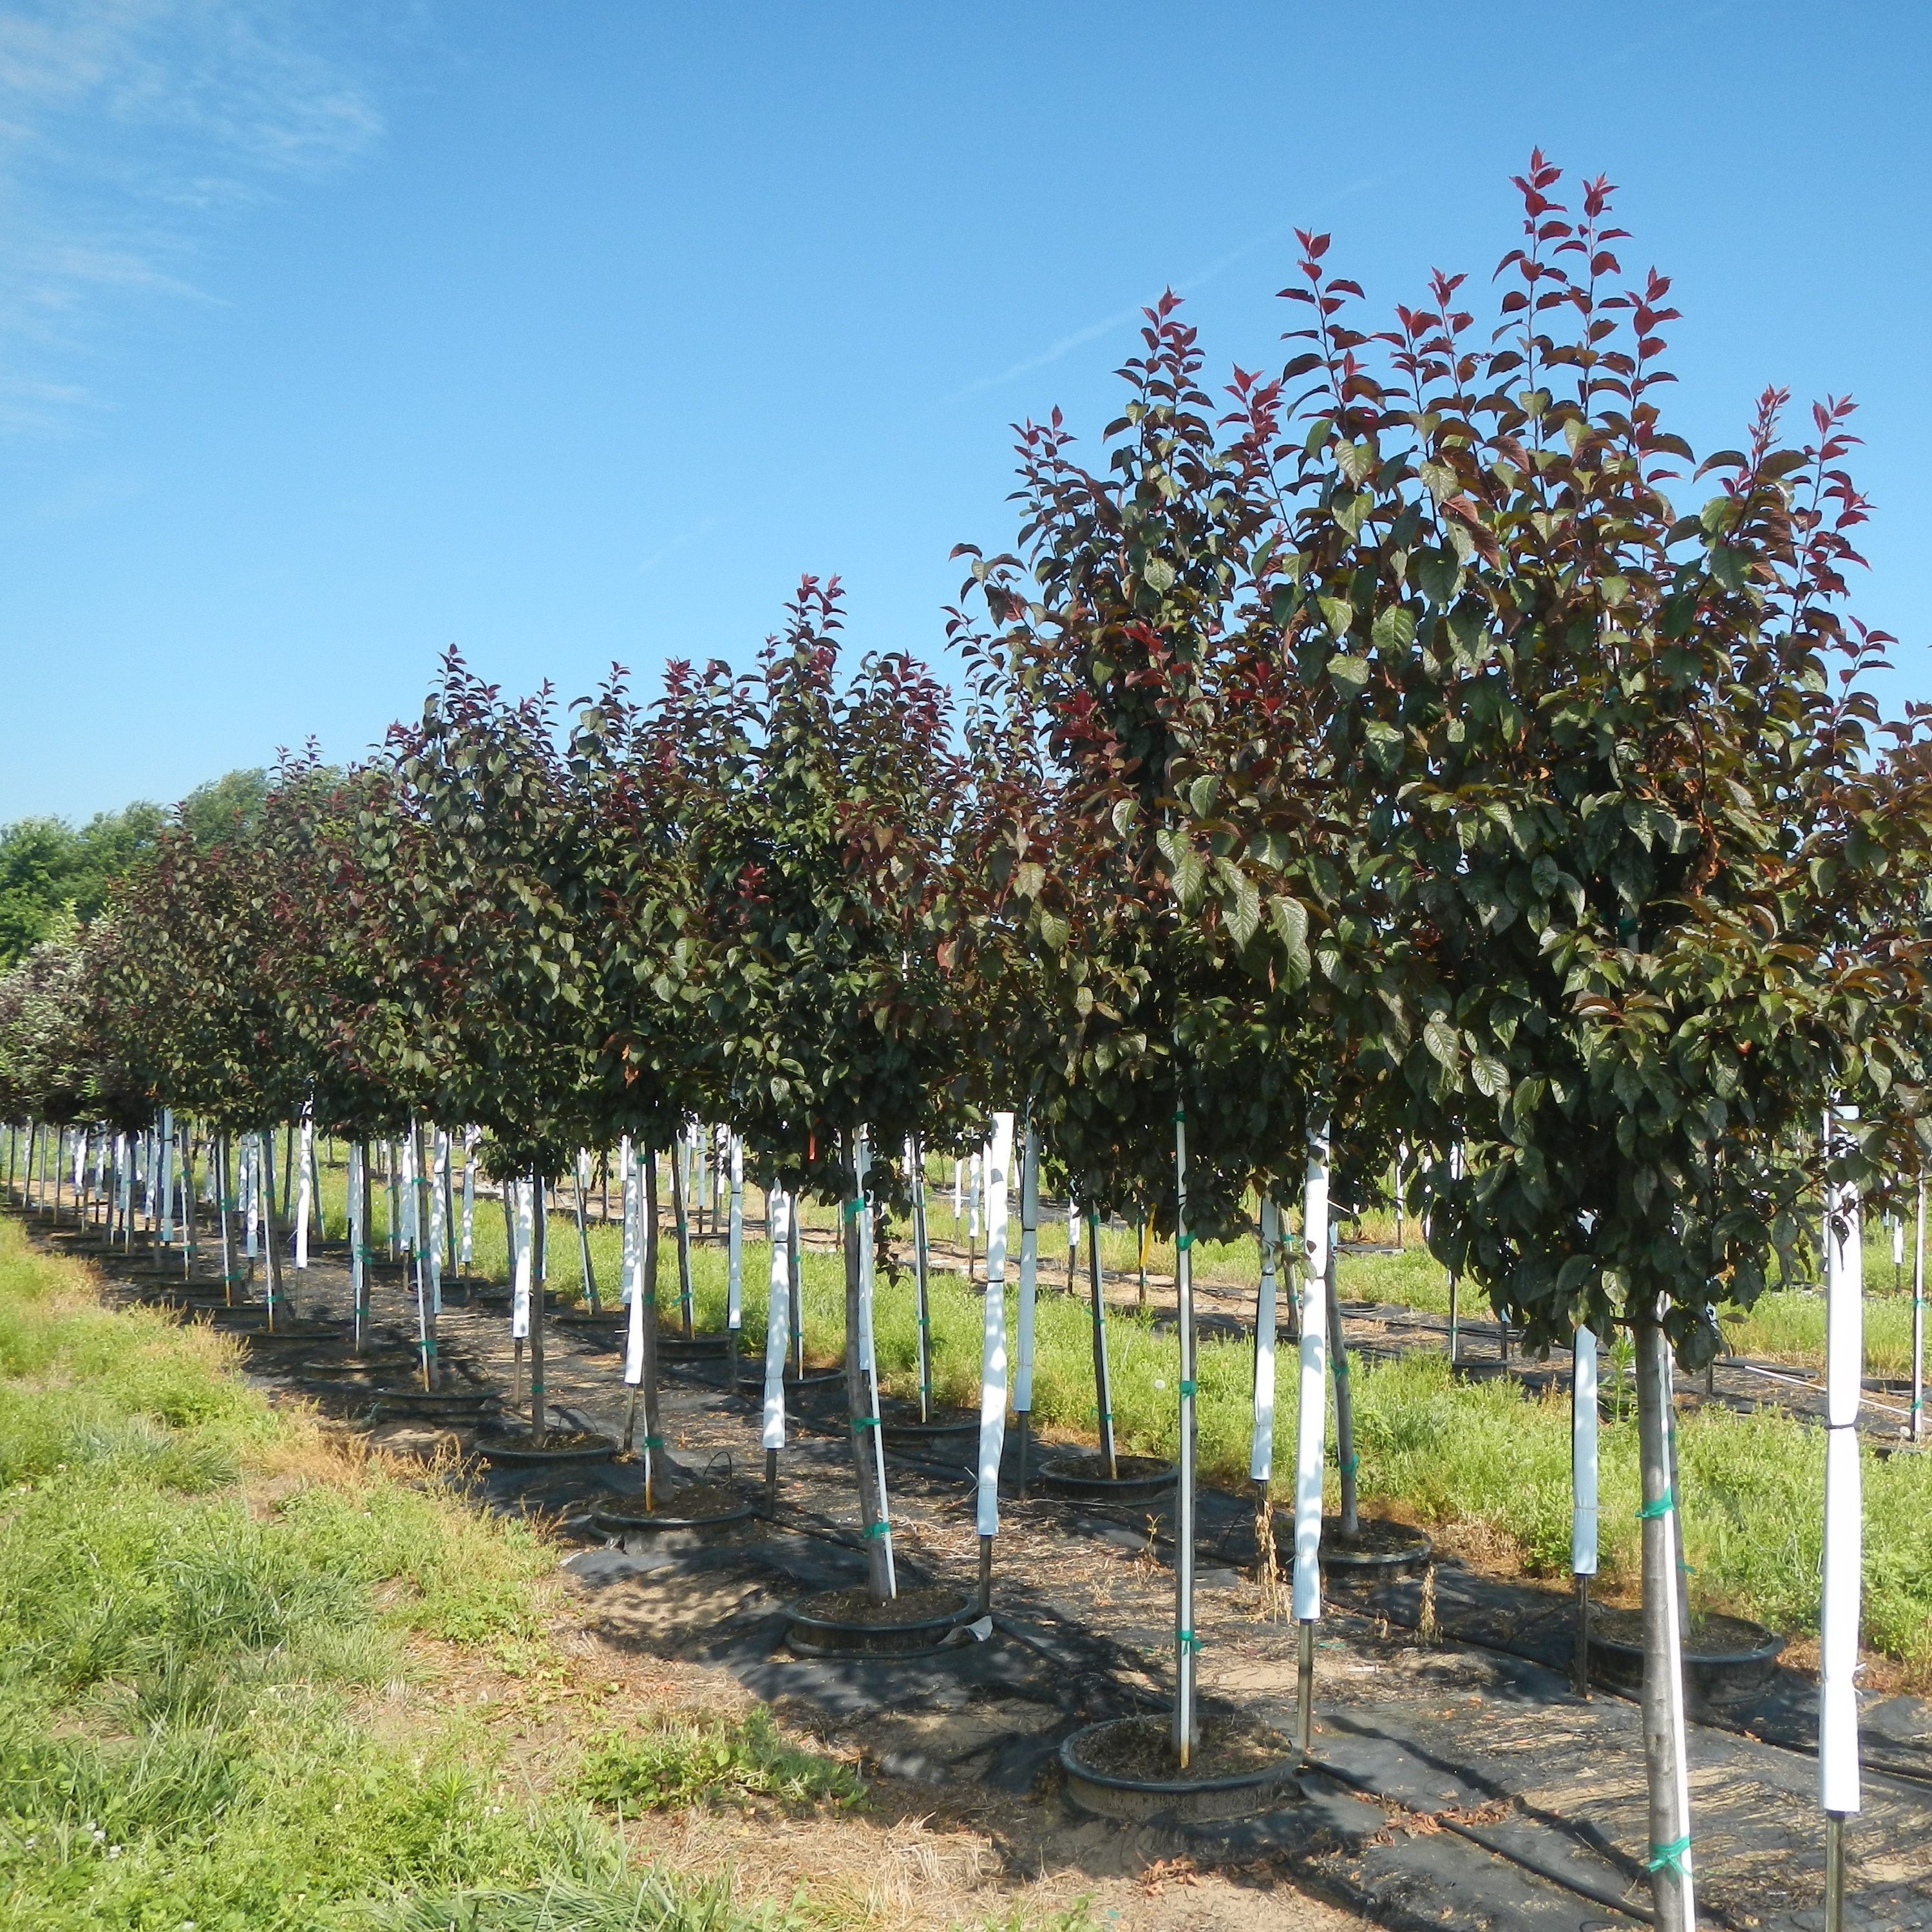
[3,159,1928,1927]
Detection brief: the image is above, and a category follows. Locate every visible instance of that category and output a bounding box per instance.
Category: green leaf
[1414,551,1459,605]
[1423,1016,1463,1072]
[1371,606,1416,654]
[1326,654,1370,695]
[1709,544,1750,591]
[1318,597,1355,639]
[1224,873,1262,951]
[1363,720,1404,772]
[1186,774,1221,819]
[1470,1054,1509,1097]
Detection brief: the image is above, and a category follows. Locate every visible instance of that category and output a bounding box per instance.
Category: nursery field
[306,1155,1932,1677]
[8,156,1932,1932]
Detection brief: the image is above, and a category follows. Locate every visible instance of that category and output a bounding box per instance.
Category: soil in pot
[656,1329,731,1357]
[1314,1514,1433,1569]
[879,1400,978,1437]
[1589,1605,1780,1658]
[1045,1452,1173,1486]
[296,1351,417,1377]
[1070,1713,1292,1785]
[797,1584,963,1628]
[1587,1605,1784,1703]
[474,1430,617,1463]
[372,1388,498,1417]
[596,1481,752,1530]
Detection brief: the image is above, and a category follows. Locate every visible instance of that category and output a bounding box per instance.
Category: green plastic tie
[1178,1629,1202,1652]
[1646,1835,1691,1875]
[852,1414,880,1432]
[1178,1379,1197,1397]
[1637,1489,1674,1520]
[1173,1107,1186,1123]
[1100,1410,1114,1423]
[643,1434,665,1448]
[862,1519,892,1540]
[1333,1357,1350,1379]
[421,1338,437,1356]
[1341,1454,1360,1475]
[843,1199,864,1221]
[1176,1232,1193,1251]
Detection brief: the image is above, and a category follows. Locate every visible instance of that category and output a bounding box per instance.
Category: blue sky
[1,1,1926,821]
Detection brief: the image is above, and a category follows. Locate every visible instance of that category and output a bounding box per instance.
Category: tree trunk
[1086,1210,1117,1478]
[911,1137,933,1423]
[258,1133,285,1332]
[671,1140,694,1338]
[1251,1197,1282,1610]
[1325,1235,1358,1537]
[216,1135,240,1304]
[573,1157,600,1313]
[350,1142,371,1352]
[788,1204,804,1378]
[1171,1107,1199,1765]
[638,1153,664,1507]
[844,1142,893,1602]
[1634,1309,1697,1931]
[178,1126,196,1278]
[526,1174,545,1442]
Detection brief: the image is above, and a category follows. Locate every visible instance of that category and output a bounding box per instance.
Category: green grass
[577,1709,861,1814]
[0,1215,837,1931]
[309,1144,1927,1379]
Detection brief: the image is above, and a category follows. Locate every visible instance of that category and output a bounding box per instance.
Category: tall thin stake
[1171,1104,1198,1765]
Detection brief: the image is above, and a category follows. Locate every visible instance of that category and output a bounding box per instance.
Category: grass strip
[0,1215,851,1932]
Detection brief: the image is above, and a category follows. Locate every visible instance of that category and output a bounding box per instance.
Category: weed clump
[577,1709,862,1814]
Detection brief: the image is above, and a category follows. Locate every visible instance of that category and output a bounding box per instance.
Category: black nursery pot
[879,1403,980,1454]
[1311,1514,1434,1580]
[783,1586,973,1659]
[1036,1452,1179,1508]
[656,1331,732,1361]
[594,1482,757,1539]
[1059,1715,1303,1823]
[1586,1606,1784,1705]
[370,1387,500,1423]
[472,1430,619,1467]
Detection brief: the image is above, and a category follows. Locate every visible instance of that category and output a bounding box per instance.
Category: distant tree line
[0,770,272,967]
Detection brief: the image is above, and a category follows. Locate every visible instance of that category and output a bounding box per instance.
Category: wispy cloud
[949,170,1388,406]
[636,515,723,580]
[0,1,385,430]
